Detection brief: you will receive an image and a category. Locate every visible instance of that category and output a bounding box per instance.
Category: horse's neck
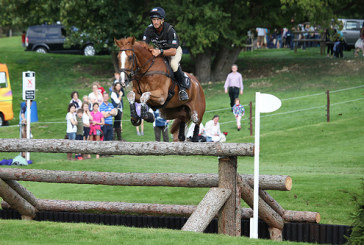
[134,43,165,72]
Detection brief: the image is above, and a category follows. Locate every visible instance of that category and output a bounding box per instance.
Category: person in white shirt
[205,115,226,142]
[88,84,103,108]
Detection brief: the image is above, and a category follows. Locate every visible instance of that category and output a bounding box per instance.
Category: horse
[114,37,205,142]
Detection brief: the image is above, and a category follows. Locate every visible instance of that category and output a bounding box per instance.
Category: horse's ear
[114,38,121,48]
[131,36,136,45]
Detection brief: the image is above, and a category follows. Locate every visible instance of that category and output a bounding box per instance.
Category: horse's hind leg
[127,91,141,126]
[140,92,155,123]
[178,121,186,141]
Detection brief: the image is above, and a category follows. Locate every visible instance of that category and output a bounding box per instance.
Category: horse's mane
[135,41,153,53]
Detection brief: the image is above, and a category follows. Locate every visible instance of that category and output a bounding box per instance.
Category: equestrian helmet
[150,7,166,19]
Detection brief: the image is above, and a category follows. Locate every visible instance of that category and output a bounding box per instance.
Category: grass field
[0,36,363,244]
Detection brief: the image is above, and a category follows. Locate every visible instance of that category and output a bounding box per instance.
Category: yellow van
[0,64,14,126]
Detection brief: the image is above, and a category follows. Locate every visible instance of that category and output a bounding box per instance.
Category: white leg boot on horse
[140,92,155,123]
[127,91,142,126]
[174,66,190,101]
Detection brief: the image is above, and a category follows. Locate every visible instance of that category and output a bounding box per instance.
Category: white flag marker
[250,92,281,239]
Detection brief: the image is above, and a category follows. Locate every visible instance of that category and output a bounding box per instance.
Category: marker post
[22,71,36,161]
[250,92,281,239]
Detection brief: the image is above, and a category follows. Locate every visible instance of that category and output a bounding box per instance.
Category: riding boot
[174,66,189,101]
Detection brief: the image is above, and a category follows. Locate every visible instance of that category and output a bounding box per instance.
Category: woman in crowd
[66,103,77,160]
[205,115,226,142]
[88,84,103,108]
[89,102,104,159]
[110,82,124,140]
[70,91,82,111]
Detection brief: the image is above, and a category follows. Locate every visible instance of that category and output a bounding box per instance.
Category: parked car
[25,24,96,56]
[338,19,364,50]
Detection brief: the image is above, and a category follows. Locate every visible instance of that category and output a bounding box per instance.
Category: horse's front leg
[140,92,155,123]
[127,91,141,126]
[178,121,186,141]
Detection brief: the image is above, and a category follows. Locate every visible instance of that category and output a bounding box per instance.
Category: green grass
[0,220,298,245]
[0,36,364,243]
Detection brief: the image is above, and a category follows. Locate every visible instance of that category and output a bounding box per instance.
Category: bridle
[118,48,156,87]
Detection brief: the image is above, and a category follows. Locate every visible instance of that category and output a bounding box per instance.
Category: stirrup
[179,89,189,101]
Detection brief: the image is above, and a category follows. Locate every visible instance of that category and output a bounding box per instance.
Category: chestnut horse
[114,37,205,141]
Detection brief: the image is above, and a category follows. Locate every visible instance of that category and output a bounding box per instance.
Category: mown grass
[0,36,363,243]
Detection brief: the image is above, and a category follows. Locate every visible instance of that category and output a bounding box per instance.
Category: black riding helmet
[150,7,166,19]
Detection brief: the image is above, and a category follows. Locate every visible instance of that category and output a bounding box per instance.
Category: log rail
[0,138,319,241]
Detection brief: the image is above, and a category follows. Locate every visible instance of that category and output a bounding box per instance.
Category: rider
[143,7,189,101]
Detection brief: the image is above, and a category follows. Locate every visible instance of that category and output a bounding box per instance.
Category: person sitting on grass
[205,115,226,142]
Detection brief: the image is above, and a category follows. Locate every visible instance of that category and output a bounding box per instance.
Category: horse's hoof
[127,91,135,103]
[140,92,151,104]
[178,135,185,141]
[131,117,141,126]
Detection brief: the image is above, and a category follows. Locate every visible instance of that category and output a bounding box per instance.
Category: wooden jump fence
[0,139,320,241]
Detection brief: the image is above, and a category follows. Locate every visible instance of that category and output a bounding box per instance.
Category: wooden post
[182,188,231,232]
[218,156,241,236]
[249,101,253,136]
[237,176,284,230]
[0,178,37,219]
[4,180,38,207]
[259,189,285,216]
[327,90,330,122]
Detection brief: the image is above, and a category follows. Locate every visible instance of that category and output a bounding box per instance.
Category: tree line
[1,0,362,82]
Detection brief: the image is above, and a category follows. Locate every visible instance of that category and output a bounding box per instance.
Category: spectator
[82,102,92,159]
[21,31,26,47]
[94,81,105,95]
[205,115,226,142]
[70,91,82,110]
[20,100,32,158]
[256,27,266,48]
[186,123,212,142]
[89,103,104,159]
[75,108,84,160]
[232,98,245,131]
[153,109,169,142]
[110,81,124,141]
[224,64,244,110]
[325,26,336,57]
[99,93,117,142]
[88,84,103,108]
[66,103,77,160]
[135,102,144,136]
[354,23,364,57]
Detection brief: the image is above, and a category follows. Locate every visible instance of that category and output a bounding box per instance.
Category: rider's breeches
[170,46,183,72]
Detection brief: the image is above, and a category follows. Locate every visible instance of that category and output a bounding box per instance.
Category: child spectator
[66,103,77,160]
[75,109,84,160]
[135,102,144,136]
[153,109,169,142]
[82,103,92,159]
[232,98,245,131]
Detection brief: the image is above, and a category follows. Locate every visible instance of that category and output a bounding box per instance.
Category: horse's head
[114,37,137,87]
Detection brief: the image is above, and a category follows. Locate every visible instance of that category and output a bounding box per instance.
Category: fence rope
[1,85,363,129]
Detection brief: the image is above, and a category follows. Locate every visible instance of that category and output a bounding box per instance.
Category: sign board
[22,71,35,100]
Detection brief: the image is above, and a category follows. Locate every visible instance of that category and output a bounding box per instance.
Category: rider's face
[152,18,163,29]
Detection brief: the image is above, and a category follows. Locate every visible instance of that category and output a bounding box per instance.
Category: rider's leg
[171,47,189,101]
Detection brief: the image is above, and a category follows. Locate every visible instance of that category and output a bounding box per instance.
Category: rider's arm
[153,48,176,57]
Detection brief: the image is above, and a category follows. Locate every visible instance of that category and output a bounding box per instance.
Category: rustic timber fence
[0,139,320,241]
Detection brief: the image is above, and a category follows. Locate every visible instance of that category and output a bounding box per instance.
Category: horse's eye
[128,56,133,61]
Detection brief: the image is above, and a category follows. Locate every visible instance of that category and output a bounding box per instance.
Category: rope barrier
[1,85,363,129]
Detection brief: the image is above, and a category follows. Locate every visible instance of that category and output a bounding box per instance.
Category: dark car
[25,24,96,56]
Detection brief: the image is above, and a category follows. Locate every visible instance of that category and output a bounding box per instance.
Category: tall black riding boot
[174,66,189,101]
